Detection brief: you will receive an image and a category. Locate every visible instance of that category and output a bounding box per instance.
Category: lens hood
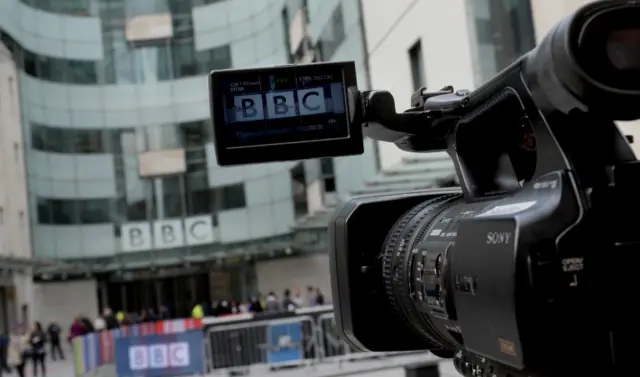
[526,0,640,120]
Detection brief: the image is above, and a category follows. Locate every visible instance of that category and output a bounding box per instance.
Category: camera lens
[381,194,463,351]
[573,4,640,92]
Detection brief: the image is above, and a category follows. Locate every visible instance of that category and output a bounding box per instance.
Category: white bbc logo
[262,87,327,119]
[129,342,190,371]
[265,91,296,119]
[232,94,265,122]
[297,88,326,116]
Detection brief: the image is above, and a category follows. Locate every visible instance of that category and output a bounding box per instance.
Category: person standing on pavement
[8,324,29,377]
[0,330,12,374]
[46,321,63,361]
[29,322,46,377]
[103,309,119,330]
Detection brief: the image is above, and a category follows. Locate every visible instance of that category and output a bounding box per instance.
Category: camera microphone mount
[358,86,470,152]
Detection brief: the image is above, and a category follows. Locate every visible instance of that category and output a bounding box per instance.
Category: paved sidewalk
[1,356,76,377]
[0,352,458,377]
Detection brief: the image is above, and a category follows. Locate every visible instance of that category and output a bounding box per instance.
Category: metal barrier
[206,315,316,373]
[74,307,431,376]
[203,310,398,374]
[315,312,355,361]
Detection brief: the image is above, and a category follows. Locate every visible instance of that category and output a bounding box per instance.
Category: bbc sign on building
[121,215,215,252]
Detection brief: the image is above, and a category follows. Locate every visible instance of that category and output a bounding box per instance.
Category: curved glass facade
[0,0,375,274]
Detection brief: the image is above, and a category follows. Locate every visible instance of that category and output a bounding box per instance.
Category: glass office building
[0,0,376,315]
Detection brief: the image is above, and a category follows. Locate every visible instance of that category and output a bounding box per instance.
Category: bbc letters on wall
[121,215,215,252]
[233,87,327,122]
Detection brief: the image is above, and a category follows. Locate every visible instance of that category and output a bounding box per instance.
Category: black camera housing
[208,1,640,375]
[329,1,640,376]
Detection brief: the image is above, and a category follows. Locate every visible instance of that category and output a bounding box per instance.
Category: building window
[31,120,214,155]
[281,7,294,64]
[50,199,78,225]
[185,173,212,216]
[31,124,106,154]
[318,4,345,61]
[215,184,246,210]
[196,45,232,72]
[320,158,336,193]
[20,0,93,16]
[79,199,112,224]
[179,120,212,148]
[0,29,230,84]
[38,197,114,225]
[468,0,536,84]
[408,40,425,91]
[291,163,308,219]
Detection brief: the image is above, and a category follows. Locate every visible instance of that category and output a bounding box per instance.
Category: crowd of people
[0,320,64,377]
[0,286,327,377]
[191,286,327,318]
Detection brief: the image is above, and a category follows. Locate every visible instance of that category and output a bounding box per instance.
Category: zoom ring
[381,195,457,347]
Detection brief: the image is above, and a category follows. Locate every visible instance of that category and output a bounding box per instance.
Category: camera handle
[359,86,467,152]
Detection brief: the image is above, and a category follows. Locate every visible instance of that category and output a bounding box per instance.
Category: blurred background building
[1,0,631,325]
[0,41,38,333]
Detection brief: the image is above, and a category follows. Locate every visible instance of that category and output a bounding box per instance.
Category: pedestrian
[282,289,299,312]
[315,288,325,305]
[0,330,12,374]
[306,286,316,307]
[265,291,279,312]
[29,322,46,377]
[46,320,63,361]
[103,309,119,330]
[7,324,29,377]
[68,317,87,343]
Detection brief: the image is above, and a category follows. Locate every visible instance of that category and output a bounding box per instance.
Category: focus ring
[381,195,456,345]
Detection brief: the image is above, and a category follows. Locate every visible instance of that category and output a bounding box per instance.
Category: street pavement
[0,350,459,377]
[1,356,76,377]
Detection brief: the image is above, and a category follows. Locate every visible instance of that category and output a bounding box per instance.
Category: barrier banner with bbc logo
[114,330,204,377]
[267,322,303,365]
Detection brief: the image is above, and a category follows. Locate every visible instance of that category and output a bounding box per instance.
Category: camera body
[209,1,640,376]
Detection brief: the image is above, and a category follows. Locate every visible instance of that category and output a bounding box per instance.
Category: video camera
[209,1,640,376]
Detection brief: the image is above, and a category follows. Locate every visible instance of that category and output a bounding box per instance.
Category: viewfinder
[209,61,363,166]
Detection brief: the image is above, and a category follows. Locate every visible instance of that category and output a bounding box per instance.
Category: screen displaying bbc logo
[232,88,328,122]
[128,342,190,370]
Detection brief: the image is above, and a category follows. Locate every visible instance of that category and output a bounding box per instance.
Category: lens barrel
[381,194,462,352]
[526,0,640,120]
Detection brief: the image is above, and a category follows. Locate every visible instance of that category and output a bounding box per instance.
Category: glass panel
[31,124,46,151]
[468,0,536,84]
[67,60,99,84]
[79,199,112,224]
[27,0,92,16]
[186,173,212,216]
[318,5,345,61]
[146,124,181,151]
[219,184,246,210]
[36,198,51,224]
[50,199,78,225]
[172,41,198,77]
[73,130,105,153]
[180,121,212,147]
[161,176,183,218]
[196,45,232,74]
